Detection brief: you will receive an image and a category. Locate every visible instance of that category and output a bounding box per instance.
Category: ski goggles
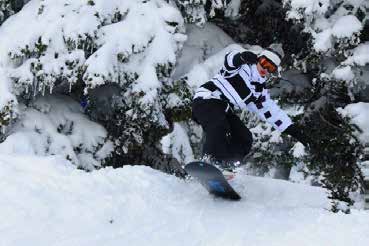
[258,56,278,73]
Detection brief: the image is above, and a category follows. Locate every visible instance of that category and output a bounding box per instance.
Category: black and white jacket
[194,50,292,132]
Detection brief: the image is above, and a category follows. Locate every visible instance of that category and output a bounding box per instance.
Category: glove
[233,51,258,67]
[284,124,311,148]
[240,51,258,64]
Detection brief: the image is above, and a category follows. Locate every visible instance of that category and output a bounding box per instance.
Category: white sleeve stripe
[253,93,293,132]
[227,52,235,68]
[212,75,247,109]
[224,52,238,70]
[213,78,241,108]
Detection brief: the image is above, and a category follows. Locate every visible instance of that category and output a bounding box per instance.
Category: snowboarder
[191,48,310,169]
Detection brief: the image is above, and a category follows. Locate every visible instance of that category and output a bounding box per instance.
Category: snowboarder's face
[257,56,278,77]
[257,62,269,77]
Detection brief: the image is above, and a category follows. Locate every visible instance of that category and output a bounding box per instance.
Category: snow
[331,15,362,38]
[225,0,241,18]
[173,23,234,80]
[0,66,16,109]
[1,154,369,246]
[0,95,113,170]
[285,0,330,20]
[312,14,362,53]
[285,0,364,54]
[289,162,315,185]
[344,42,369,66]
[337,102,369,144]
[291,142,306,158]
[1,2,369,244]
[332,66,355,81]
[161,122,195,164]
[313,29,332,52]
[362,161,369,177]
[284,0,369,104]
[185,43,243,89]
[0,0,186,108]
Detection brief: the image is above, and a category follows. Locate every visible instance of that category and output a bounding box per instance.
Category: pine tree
[279,0,369,211]
[0,0,25,25]
[174,0,230,25]
[0,0,190,174]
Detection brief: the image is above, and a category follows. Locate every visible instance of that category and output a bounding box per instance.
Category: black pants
[192,98,253,162]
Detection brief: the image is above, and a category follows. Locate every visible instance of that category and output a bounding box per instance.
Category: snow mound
[2,155,369,245]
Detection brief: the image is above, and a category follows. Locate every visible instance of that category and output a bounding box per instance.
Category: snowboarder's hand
[233,51,258,67]
[284,124,312,148]
[240,51,258,65]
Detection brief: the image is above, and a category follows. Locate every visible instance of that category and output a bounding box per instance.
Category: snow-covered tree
[0,0,189,174]
[174,0,231,25]
[0,66,17,138]
[0,0,25,25]
[1,0,368,211]
[0,95,114,171]
[279,0,369,211]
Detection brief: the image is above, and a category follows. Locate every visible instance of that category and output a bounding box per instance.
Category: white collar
[250,64,267,83]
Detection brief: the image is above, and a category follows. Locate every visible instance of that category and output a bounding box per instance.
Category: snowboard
[185,161,241,201]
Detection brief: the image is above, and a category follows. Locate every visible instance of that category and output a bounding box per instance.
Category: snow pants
[192,98,253,162]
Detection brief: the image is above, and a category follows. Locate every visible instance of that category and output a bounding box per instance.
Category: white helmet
[258,49,281,67]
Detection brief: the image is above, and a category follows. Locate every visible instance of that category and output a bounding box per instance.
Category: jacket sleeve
[246,91,292,132]
[223,51,257,71]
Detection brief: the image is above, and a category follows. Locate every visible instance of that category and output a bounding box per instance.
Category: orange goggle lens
[259,57,277,73]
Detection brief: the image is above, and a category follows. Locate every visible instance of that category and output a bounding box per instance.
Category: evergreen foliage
[301,104,364,213]
[237,110,295,179]
[174,0,230,25]
[0,0,189,175]
[1,0,369,211]
[0,0,24,25]
[0,101,16,136]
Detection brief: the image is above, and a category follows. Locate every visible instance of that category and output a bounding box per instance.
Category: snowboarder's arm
[246,92,292,132]
[248,93,312,146]
[224,51,258,71]
[259,102,312,147]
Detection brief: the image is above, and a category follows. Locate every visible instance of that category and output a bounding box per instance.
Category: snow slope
[1,155,369,246]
